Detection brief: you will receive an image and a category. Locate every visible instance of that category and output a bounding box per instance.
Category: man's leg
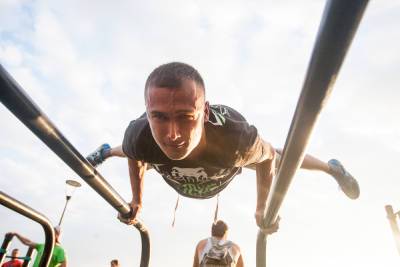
[86,144,126,167]
[275,148,329,172]
[275,149,360,199]
[109,145,126,157]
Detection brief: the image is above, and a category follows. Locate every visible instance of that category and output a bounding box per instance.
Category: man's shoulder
[123,113,163,161]
[54,243,65,250]
[196,238,208,252]
[209,104,246,125]
[126,112,149,132]
[2,261,14,267]
[230,241,241,254]
[123,113,152,147]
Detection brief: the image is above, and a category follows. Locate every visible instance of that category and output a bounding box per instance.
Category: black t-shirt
[122,105,267,199]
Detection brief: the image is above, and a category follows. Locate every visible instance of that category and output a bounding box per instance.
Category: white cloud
[1,1,400,267]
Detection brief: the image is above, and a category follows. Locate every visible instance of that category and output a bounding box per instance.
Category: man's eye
[179,115,195,120]
[153,114,168,120]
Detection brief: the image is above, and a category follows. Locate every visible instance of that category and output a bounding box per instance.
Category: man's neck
[186,130,207,160]
[212,236,226,241]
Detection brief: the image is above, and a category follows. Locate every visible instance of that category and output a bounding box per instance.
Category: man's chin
[163,149,190,161]
[165,153,189,161]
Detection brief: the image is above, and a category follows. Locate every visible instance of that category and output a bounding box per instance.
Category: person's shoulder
[126,113,149,132]
[55,243,65,249]
[230,241,241,252]
[196,238,208,250]
[209,104,246,122]
[197,238,208,246]
[123,113,153,160]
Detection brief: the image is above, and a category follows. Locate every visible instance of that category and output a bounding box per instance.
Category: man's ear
[204,101,210,122]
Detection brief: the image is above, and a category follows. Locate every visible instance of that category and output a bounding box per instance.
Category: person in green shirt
[8,227,67,267]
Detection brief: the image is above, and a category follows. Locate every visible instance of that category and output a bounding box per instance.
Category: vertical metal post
[385,205,400,255]
[0,233,13,265]
[22,247,35,267]
[256,0,369,266]
[0,191,55,267]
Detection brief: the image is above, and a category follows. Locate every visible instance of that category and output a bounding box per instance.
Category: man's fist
[118,203,142,225]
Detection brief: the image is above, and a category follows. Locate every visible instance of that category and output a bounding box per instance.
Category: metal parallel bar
[256,1,369,266]
[0,191,55,267]
[0,233,13,264]
[0,65,150,267]
[22,247,35,267]
[385,205,400,255]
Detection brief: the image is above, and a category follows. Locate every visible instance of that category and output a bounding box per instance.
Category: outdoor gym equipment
[0,191,55,267]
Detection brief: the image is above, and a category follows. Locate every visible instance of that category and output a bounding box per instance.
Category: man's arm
[232,244,244,267]
[244,138,276,227]
[120,158,147,223]
[8,232,37,248]
[192,243,200,267]
[237,254,244,267]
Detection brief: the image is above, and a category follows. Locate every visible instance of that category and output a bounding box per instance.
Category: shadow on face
[145,80,209,160]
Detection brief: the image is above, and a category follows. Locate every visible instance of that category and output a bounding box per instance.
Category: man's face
[11,249,19,258]
[146,80,209,160]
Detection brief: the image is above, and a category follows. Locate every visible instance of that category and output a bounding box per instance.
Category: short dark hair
[211,220,229,238]
[111,259,119,265]
[144,62,205,98]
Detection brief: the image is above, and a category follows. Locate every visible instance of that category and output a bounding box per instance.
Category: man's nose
[167,121,181,141]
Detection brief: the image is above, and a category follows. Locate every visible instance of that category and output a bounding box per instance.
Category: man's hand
[118,203,142,225]
[254,141,276,228]
[255,212,280,235]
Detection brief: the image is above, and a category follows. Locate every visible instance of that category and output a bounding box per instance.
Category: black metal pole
[22,247,35,267]
[0,191,55,267]
[0,64,150,267]
[385,205,400,255]
[58,196,71,227]
[256,1,369,266]
[0,233,13,265]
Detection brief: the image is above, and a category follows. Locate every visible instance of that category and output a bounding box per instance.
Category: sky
[1,0,400,266]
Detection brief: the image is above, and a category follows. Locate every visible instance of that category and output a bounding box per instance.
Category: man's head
[11,248,19,259]
[145,62,209,160]
[111,259,119,267]
[211,220,229,239]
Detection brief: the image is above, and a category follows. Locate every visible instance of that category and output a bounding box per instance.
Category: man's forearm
[12,233,35,247]
[237,254,244,267]
[255,157,275,211]
[128,158,146,207]
[193,246,200,267]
